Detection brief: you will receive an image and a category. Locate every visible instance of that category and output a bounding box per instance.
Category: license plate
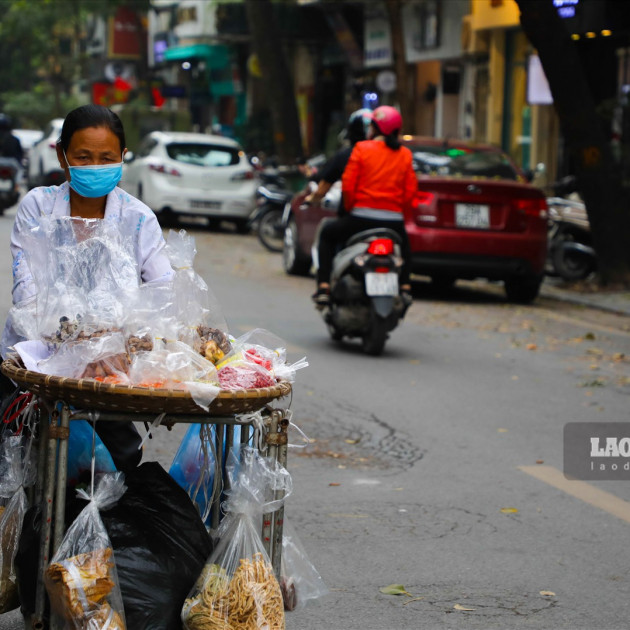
[455,203,490,228]
[190,200,221,210]
[0,180,12,191]
[365,272,398,296]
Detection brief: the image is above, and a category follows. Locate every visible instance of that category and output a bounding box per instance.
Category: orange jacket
[341,139,417,214]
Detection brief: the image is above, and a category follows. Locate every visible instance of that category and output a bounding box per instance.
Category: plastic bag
[44,472,127,630]
[181,445,292,630]
[164,229,228,344]
[21,216,140,345]
[0,435,34,612]
[279,518,328,612]
[169,423,242,525]
[66,420,116,487]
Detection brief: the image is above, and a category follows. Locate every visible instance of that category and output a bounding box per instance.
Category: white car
[27,118,65,188]
[120,131,257,231]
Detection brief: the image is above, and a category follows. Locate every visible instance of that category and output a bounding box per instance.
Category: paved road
[2,206,630,629]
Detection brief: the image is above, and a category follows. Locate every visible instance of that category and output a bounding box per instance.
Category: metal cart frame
[27,401,290,630]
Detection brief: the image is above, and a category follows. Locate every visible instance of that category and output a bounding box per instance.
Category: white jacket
[2,183,173,355]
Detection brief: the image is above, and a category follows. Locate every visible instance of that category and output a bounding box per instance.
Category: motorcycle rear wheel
[257,208,284,252]
[362,314,389,356]
[552,245,595,282]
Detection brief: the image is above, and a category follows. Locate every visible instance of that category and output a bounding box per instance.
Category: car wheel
[431,275,456,292]
[504,276,543,304]
[282,217,311,276]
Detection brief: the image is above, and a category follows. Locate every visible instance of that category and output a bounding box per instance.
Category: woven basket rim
[0,356,292,403]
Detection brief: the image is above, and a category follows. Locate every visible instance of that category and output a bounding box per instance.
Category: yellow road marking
[519,465,630,525]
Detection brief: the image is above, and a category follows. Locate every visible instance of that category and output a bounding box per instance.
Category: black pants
[95,420,143,473]
[317,214,411,286]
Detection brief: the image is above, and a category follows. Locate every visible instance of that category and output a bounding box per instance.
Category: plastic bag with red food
[218,360,276,390]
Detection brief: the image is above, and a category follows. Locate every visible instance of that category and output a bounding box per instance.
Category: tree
[516,0,630,286]
[244,0,304,164]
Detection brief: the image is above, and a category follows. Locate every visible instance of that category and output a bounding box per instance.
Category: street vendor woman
[1,104,174,471]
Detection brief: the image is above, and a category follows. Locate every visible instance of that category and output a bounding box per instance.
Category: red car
[282,137,548,304]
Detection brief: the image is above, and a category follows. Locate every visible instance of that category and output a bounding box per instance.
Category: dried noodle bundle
[184,553,284,630]
[45,547,123,628]
[0,505,19,612]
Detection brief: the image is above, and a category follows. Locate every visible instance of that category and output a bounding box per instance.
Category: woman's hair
[370,121,401,150]
[57,104,126,153]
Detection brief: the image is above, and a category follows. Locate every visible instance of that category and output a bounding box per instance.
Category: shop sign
[108,6,143,59]
[364,2,392,68]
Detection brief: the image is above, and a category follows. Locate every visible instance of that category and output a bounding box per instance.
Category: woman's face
[57,125,125,178]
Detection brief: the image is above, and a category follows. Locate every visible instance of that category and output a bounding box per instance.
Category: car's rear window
[408,145,518,180]
[166,143,240,167]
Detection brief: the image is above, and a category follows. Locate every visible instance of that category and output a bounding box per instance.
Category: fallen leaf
[540,590,556,597]
[500,507,519,514]
[536,459,544,464]
[344,439,359,445]
[586,347,603,356]
[612,353,625,362]
[380,584,412,597]
[584,332,596,340]
[526,343,537,351]
[498,428,508,433]
[454,604,476,611]
[329,482,341,486]
[511,375,519,381]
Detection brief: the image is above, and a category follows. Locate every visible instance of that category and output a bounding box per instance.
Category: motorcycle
[0,157,20,214]
[250,171,293,252]
[315,226,408,356]
[546,195,597,282]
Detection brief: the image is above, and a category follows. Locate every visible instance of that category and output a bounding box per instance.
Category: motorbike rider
[0,113,23,164]
[312,105,416,306]
[304,108,373,208]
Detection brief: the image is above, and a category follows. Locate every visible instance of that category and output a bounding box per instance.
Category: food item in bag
[183,552,284,630]
[197,326,232,365]
[218,362,275,390]
[0,504,20,612]
[45,547,119,624]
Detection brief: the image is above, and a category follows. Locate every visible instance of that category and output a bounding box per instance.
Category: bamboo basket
[0,357,291,415]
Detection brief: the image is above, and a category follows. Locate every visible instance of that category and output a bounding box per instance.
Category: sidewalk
[541,277,630,317]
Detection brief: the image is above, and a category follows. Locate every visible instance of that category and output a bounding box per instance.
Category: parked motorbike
[546,195,597,282]
[316,226,408,356]
[250,171,293,252]
[0,157,20,214]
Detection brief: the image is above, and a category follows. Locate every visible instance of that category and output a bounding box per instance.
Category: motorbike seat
[346,227,402,248]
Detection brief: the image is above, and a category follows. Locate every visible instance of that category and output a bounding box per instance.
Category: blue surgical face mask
[63,150,123,198]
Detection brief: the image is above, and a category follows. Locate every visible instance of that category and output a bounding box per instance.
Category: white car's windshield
[166,143,240,167]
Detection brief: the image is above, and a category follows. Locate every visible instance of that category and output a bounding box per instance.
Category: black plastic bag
[96,461,213,630]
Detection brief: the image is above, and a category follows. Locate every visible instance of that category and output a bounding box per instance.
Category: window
[410,145,518,180]
[165,143,239,167]
[137,137,158,158]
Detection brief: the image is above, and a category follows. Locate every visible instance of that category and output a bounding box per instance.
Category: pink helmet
[371,106,403,136]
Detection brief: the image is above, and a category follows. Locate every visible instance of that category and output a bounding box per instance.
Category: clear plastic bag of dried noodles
[44,472,127,630]
[181,444,292,630]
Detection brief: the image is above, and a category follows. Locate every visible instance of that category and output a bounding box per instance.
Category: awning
[163,44,229,69]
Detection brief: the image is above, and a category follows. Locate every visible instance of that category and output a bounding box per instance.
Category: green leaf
[380,584,412,596]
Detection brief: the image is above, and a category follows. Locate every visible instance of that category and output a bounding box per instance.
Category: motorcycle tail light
[374,266,391,273]
[367,238,394,256]
[149,163,181,177]
[0,167,13,178]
